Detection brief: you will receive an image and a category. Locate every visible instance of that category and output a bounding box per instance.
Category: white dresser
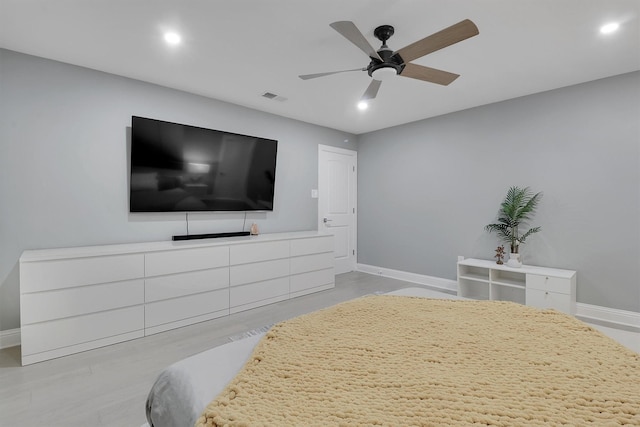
[144,245,231,336]
[19,231,334,365]
[457,258,576,314]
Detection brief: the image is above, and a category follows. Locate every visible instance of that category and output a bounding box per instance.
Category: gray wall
[1,48,637,333]
[357,71,640,313]
[0,49,357,331]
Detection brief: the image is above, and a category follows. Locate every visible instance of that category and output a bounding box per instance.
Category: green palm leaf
[485,186,542,253]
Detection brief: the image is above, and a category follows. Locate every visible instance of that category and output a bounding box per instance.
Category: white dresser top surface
[20,231,331,262]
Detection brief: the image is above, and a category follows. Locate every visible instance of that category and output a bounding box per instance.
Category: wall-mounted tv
[130,116,277,212]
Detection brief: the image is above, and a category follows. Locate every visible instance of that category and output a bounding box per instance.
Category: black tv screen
[130,116,277,212]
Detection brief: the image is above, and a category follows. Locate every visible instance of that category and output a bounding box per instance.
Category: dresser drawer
[230,241,289,265]
[290,236,333,257]
[21,279,144,325]
[145,267,229,302]
[21,306,144,357]
[230,258,289,286]
[526,288,572,313]
[291,252,334,275]
[526,274,571,294]
[145,288,229,328]
[145,246,229,277]
[230,277,290,308]
[291,268,334,294]
[20,254,144,293]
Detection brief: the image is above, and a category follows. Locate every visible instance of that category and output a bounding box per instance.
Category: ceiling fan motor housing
[367,25,405,78]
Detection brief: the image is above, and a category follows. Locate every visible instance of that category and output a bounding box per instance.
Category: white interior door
[318,145,357,274]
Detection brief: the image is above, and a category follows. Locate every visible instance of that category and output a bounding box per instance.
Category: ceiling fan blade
[299,68,364,80]
[360,79,382,101]
[395,19,479,63]
[330,21,382,61]
[400,63,460,86]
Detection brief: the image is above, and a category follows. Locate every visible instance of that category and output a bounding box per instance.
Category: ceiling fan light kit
[299,19,479,103]
[371,67,397,81]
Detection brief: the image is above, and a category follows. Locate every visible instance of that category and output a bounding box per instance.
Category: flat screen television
[130,116,277,212]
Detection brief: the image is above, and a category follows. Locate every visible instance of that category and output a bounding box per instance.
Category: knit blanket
[195,296,640,426]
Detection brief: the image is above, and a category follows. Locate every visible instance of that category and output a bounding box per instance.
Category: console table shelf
[457,258,576,314]
[458,271,489,283]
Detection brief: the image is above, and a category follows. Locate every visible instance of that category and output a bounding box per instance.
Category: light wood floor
[1,272,637,427]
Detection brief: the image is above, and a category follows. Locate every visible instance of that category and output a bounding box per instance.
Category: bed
[144,288,457,427]
[145,288,640,427]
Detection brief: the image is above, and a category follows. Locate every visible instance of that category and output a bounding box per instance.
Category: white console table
[457,258,576,314]
[19,231,334,365]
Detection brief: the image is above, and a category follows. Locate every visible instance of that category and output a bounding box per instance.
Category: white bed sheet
[145,287,464,427]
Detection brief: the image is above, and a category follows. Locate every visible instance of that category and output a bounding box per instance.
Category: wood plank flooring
[0,272,637,427]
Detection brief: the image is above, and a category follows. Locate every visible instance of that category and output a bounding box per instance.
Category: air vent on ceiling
[261,92,288,102]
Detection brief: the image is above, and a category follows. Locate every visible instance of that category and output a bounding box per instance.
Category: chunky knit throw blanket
[195,296,640,426]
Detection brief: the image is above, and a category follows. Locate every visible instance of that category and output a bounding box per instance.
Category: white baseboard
[576,303,640,331]
[357,263,458,294]
[356,263,640,331]
[0,328,20,349]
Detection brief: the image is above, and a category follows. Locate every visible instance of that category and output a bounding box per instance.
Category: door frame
[318,144,357,273]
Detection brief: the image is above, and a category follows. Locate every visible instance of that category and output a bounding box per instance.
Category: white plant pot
[506,252,522,268]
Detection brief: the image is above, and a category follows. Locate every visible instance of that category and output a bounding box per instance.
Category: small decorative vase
[250,223,259,235]
[506,253,522,268]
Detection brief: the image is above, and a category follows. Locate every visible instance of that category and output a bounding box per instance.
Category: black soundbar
[172,231,251,241]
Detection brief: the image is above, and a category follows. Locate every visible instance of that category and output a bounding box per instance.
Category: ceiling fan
[299,19,479,102]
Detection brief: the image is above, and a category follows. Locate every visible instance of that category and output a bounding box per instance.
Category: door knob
[323,218,332,223]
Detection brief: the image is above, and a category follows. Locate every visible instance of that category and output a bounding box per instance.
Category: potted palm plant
[485,186,542,267]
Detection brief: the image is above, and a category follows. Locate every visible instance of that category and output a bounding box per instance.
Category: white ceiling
[1,0,638,134]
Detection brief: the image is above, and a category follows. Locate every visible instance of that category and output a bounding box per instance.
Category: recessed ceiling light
[357,101,368,111]
[600,22,620,34]
[164,32,181,45]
